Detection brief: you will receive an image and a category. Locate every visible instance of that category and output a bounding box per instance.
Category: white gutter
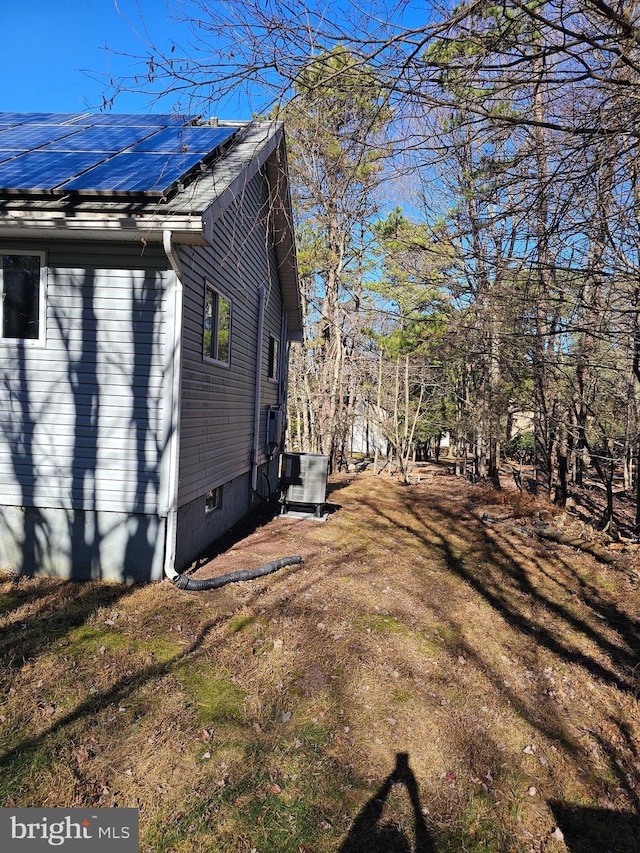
[251,284,267,494]
[161,230,184,581]
[0,214,206,243]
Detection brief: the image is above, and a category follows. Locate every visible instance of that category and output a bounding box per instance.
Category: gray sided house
[0,113,302,581]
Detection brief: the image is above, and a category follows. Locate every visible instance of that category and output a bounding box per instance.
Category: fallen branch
[533,525,617,565]
[480,513,534,538]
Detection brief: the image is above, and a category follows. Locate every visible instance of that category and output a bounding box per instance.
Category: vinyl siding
[177,165,285,507]
[0,240,169,514]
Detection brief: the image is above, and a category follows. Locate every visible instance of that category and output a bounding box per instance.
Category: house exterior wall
[174,165,286,570]
[349,404,390,457]
[0,240,170,581]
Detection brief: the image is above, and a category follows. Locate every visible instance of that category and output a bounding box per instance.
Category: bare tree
[104,0,640,526]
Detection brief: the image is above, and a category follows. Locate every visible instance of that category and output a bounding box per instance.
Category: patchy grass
[0,469,638,852]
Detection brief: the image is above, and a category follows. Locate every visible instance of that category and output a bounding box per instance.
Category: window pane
[218,296,230,363]
[2,254,40,339]
[203,287,214,359]
[205,486,222,513]
[268,335,279,379]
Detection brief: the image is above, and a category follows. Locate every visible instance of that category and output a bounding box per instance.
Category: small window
[205,486,222,514]
[0,252,46,344]
[203,284,231,364]
[267,333,279,381]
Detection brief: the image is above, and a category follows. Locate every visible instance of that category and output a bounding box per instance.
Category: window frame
[203,281,232,366]
[267,332,279,382]
[0,250,47,347]
[205,486,223,514]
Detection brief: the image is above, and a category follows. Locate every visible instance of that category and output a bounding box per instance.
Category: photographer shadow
[339,753,436,853]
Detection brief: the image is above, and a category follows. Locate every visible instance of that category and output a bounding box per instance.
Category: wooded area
[110,0,640,535]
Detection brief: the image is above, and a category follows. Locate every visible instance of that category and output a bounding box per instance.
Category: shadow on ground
[549,801,640,853]
[339,753,436,853]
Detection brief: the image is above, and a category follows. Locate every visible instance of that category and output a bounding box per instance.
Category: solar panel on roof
[40,126,158,154]
[80,113,195,127]
[130,126,236,154]
[60,151,204,194]
[0,151,107,191]
[0,111,240,196]
[0,113,82,125]
[0,125,87,151]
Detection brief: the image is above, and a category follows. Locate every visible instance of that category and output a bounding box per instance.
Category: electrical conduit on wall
[252,284,266,494]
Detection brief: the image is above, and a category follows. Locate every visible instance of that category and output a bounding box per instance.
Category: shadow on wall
[339,753,436,853]
[0,262,169,581]
[549,802,640,853]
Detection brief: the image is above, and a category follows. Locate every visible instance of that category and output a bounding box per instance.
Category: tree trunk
[373,350,383,475]
[532,51,555,497]
[554,417,569,507]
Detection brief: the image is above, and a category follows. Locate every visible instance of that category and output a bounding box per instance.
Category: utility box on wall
[266,406,283,454]
[280,452,329,518]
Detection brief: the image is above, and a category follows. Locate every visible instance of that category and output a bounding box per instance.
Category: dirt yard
[1,467,638,852]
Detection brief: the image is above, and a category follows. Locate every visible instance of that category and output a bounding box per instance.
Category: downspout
[162,230,184,581]
[278,309,289,455]
[252,284,267,495]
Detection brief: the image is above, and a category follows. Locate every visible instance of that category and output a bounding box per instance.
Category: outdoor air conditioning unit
[280,452,329,519]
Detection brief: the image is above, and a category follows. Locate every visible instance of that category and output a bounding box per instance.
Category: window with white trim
[203,283,231,365]
[0,252,46,344]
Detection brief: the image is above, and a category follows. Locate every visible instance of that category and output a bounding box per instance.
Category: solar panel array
[0,113,238,197]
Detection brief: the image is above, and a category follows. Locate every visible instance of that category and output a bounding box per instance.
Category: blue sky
[0,0,250,118]
[1,1,432,120]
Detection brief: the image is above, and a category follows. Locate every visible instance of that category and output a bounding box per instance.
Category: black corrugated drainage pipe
[172,556,303,591]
